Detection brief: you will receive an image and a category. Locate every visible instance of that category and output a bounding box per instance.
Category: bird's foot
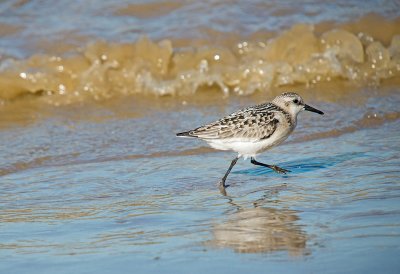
[218,180,229,189]
[218,181,229,196]
[271,165,291,174]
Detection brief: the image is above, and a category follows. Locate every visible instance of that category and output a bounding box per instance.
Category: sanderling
[176,92,324,190]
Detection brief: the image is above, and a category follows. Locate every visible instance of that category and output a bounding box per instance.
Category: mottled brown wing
[188,110,279,141]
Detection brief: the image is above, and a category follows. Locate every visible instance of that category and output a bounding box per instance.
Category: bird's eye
[293,99,299,104]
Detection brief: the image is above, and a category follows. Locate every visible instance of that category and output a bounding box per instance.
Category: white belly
[206,126,292,159]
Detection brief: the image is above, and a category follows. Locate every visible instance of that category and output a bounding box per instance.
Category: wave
[0,14,399,105]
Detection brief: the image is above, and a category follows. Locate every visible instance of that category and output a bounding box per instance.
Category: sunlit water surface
[1,1,400,273]
[1,88,400,274]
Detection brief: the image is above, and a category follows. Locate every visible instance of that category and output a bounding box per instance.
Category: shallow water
[1,87,400,273]
[1,1,400,274]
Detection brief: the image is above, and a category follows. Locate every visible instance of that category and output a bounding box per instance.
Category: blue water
[0,0,399,57]
[1,1,400,273]
[1,95,400,273]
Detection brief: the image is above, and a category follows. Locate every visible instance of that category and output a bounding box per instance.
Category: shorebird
[176,92,324,190]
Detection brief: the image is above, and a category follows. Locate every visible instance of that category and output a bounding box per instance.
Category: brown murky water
[1,1,400,273]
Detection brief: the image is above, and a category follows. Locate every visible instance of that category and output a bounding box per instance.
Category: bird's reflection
[210,207,306,254]
[210,198,307,255]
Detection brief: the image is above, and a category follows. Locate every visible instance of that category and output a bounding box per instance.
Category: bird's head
[272,92,324,117]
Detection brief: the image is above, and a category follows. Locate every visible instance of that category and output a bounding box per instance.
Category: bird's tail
[176,131,196,138]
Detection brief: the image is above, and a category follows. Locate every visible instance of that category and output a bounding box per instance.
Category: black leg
[219,156,239,188]
[250,157,290,174]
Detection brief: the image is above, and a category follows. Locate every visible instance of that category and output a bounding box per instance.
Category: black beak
[304,104,324,115]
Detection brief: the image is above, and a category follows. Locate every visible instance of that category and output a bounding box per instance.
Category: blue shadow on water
[234,152,366,176]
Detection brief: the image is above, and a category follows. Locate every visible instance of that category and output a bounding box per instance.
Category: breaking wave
[0,15,399,105]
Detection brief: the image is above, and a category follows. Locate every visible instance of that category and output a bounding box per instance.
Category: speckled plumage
[176,92,324,190]
[185,103,289,141]
[177,92,302,158]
